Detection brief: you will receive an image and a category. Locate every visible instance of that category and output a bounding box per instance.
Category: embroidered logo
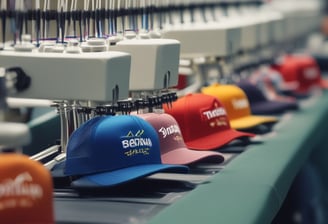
[209,117,228,128]
[202,102,229,128]
[122,130,152,156]
[0,172,43,210]
[303,67,318,80]
[202,106,227,120]
[158,125,181,138]
[232,98,249,110]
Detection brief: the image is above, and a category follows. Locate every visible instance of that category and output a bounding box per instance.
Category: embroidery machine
[0,37,132,165]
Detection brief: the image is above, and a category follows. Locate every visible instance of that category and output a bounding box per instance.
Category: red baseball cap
[272,54,328,94]
[163,93,255,150]
[137,112,225,164]
[0,153,54,224]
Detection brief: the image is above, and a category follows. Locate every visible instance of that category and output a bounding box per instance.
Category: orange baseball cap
[0,153,54,224]
[163,93,254,150]
[201,83,278,130]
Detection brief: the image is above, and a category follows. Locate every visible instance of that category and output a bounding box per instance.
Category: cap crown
[296,57,320,89]
[137,113,186,154]
[0,154,54,224]
[202,84,252,120]
[163,93,231,142]
[65,115,161,176]
[237,81,268,103]
[274,55,321,92]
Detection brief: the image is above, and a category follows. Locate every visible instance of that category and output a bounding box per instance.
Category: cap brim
[230,115,278,130]
[71,164,189,188]
[217,145,247,153]
[250,100,299,115]
[161,147,225,165]
[51,160,66,178]
[184,129,254,150]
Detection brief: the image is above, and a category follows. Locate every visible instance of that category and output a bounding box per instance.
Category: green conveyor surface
[148,91,328,224]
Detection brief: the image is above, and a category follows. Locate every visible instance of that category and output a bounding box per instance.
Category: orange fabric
[0,153,54,224]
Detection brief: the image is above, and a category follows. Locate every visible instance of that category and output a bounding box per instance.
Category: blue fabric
[72,163,188,187]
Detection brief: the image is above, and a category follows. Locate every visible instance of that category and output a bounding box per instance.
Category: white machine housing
[161,21,241,59]
[0,50,131,101]
[0,122,31,148]
[110,38,180,91]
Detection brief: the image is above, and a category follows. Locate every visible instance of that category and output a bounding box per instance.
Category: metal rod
[0,67,7,121]
[30,145,60,162]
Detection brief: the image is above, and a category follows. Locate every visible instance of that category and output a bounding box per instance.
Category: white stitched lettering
[0,172,43,199]
[203,107,226,119]
[158,125,181,138]
[303,68,318,80]
[121,138,153,149]
[232,99,249,109]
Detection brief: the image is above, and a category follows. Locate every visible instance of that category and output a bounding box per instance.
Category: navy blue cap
[237,80,299,115]
[64,115,188,188]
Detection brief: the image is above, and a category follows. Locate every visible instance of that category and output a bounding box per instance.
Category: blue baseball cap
[64,115,189,188]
